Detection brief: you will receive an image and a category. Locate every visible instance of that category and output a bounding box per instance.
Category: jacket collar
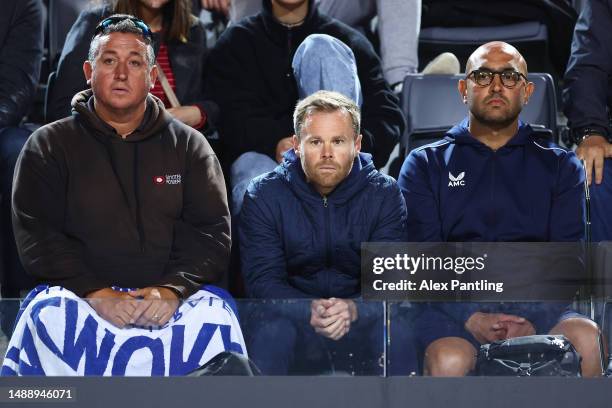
[260,0,321,47]
[277,149,376,205]
[445,117,534,149]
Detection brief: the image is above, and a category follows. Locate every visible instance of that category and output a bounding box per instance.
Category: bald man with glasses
[397,42,602,377]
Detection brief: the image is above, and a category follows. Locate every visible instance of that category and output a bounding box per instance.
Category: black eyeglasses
[94,16,153,40]
[466,69,528,88]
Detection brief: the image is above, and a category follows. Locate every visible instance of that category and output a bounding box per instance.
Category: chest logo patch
[448,171,466,187]
[153,174,182,185]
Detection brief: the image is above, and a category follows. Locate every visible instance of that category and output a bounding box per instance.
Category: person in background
[0,0,44,334]
[223,0,422,89]
[564,0,612,185]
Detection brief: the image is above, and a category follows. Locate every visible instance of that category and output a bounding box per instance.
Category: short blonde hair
[293,90,361,139]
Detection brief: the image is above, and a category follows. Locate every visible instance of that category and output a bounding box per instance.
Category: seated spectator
[47,0,218,134]
[226,0,422,89]
[2,16,243,376]
[398,41,602,377]
[564,0,612,185]
[206,0,404,215]
[239,90,410,374]
[0,0,44,334]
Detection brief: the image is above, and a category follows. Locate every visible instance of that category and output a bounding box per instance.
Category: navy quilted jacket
[240,150,407,299]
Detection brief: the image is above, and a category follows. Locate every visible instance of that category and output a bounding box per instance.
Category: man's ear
[354,133,362,155]
[458,79,468,104]
[524,81,535,105]
[292,135,300,156]
[83,61,93,86]
[149,65,159,90]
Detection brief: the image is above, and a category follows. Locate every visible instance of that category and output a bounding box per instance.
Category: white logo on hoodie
[448,171,466,187]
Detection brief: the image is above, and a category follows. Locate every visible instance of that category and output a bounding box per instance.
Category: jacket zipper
[323,195,332,298]
[490,151,496,241]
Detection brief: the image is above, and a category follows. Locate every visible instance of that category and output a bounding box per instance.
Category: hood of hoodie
[71,89,174,142]
[444,117,534,149]
[276,149,378,205]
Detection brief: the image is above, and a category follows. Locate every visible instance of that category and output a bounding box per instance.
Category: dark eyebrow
[476,65,515,72]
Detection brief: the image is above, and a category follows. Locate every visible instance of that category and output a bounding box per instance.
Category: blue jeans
[240,301,384,375]
[230,34,362,214]
[230,152,277,215]
[293,33,362,106]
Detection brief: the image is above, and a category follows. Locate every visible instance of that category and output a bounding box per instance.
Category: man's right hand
[86,288,136,328]
[575,135,612,185]
[465,312,512,344]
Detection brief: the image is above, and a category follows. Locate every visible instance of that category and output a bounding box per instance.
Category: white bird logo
[448,171,466,187]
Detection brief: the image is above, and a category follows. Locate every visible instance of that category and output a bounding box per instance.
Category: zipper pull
[323,196,328,208]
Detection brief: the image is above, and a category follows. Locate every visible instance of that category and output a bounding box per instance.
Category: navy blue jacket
[0,0,43,127]
[240,150,407,300]
[398,120,586,325]
[563,0,612,138]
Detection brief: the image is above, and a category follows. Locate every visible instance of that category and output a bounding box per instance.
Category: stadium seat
[418,22,553,77]
[399,73,559,155]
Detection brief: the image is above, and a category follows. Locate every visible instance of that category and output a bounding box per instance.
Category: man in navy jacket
[399,42,601,376]
[240,90,408,374]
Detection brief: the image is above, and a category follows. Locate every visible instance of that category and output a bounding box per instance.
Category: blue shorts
[414,304,589,352]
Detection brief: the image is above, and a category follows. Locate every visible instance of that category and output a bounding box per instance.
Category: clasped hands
[465,312,536,344]
[86,287,180,328]
[310,298,358,341]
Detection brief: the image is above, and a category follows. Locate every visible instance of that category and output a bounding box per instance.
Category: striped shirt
[151,42,175,108]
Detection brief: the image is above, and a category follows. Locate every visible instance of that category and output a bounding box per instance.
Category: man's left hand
[128,287,180,326]
[493,314,536,339]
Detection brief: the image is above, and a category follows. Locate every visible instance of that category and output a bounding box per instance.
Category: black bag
[188,352,261,376]
[476,335,581,377]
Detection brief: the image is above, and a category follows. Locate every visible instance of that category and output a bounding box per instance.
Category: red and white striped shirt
[151,42,175,108]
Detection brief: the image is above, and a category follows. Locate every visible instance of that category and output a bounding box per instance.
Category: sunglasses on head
[94,16,153,40]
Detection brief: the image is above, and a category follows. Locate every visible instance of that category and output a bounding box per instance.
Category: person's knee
[424,337,476,377]
[293,34,354,73]
[552,317,599,350]
[551,317,602,376]
[230,152,276,184]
